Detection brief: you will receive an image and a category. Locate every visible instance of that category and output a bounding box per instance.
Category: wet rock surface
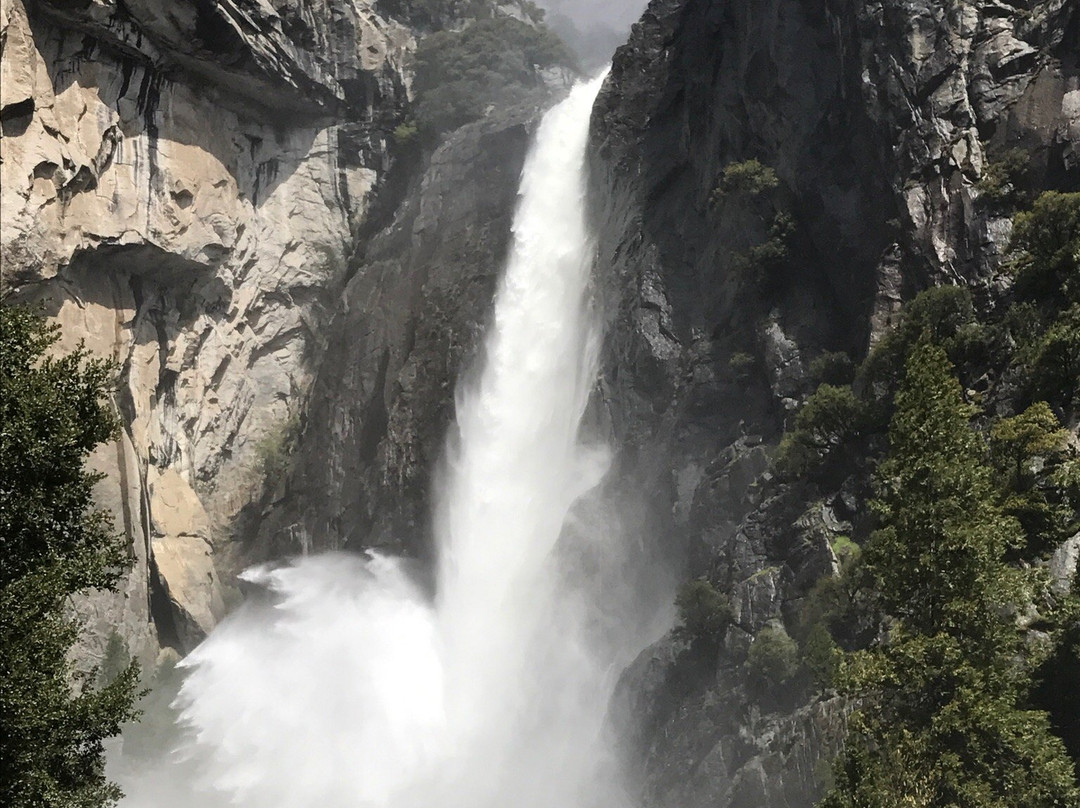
[253,97,553,558]
[589,0,1078,805]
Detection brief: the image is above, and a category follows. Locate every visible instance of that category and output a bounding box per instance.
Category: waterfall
[121,72,641,808]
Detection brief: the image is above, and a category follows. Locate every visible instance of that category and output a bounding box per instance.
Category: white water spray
[123,73,643,808]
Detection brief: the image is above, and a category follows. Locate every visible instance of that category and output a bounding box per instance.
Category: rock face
[253,97,553,558]
[1,0,413,656]
[588,0,1078,806]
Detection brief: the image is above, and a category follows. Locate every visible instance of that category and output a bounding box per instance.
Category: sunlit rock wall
[0,0,413,659]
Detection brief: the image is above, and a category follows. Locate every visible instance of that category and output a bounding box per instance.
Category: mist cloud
[535,0,649,70]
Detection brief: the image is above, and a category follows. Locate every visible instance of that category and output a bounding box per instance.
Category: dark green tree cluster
[710,159,793,285]
[410,15,573,138]
[673,577,731,649]
[745,624,798,691]
[820,341,1079,807]
[758,190,1080,802]
[1008,192,1080,410]
[775,384,869,480]
[0,307,140,808]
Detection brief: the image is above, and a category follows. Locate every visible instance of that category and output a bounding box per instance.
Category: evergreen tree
[820,339,1079,808]
[0,307,140,808]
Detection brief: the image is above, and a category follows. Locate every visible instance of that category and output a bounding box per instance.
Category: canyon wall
[2,0,1077,803]
[1,0,413,661]
[589,1,1078,806]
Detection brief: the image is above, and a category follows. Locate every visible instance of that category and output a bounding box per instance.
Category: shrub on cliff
[1009,191,1080,315]
[990,401,1077,555]
[745,625,798,690]
[673,578,731,647]
[412,16,573,137]
[710,159,779,204]
[775,384,869,479]
[0,306,140,808]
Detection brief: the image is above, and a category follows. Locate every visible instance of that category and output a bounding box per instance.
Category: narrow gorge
[1,1,1078,807]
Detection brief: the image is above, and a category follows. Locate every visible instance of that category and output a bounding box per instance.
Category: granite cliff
[0,0,563,667]
[589,1,1078,805]
[2,0,1078,804]
[1,0,412,663]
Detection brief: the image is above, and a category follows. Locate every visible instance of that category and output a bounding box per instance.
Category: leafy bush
[392,121,419,147]
[775,384,869,478]
[976,148,1031,208]
[858,284,980,400]
[801,621,841,690]
[1029,304,1080,409]
[255,413,301,484]
[990,401,1069,489]
[673,578,731,646]
[711,159,779,205]
[821,340,1080,808]
[991,401,1077,554]
[411,17,573,137]
[1009,191,1080,314]
[745,625,798,689]
[98,632,131,689]
[735,212,794,278]
[829,535,861,569]
[729,352,756,377]
[810,351,855,386]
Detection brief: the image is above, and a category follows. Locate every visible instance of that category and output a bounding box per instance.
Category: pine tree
[0,307,140,808]
[820,339,1079,808]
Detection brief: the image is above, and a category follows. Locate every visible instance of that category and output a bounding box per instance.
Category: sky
[536,0,649,32]
[533,0,650,70]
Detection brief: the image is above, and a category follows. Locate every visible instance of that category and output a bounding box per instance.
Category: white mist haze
[117,72,667,808]
[536,0,649,71]
[538,0,648,33]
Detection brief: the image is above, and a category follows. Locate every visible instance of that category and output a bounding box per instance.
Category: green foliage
[255,413,301,484]
[745,625,798,689]
[801,621,841,689]
[729,351,755,377]
[991,402,1077,555]
[776,384,869,478]
[1033,590,1080,763]
[411,17,573,137]
[810,351,855,386]
[1028,304,1080,409]
[735,211,794,277]
[976,148,1031,208]
[820,340,1080,807]
[673,578,731,646]
[711,159,779,205]
[864,341,1026,633]
[990,401,1068,484]
[829,535,861,568]
[1009,192,1080,314]
[97,633,130,689]
[392,121,419,147]
[0,306,141,808]
[858,285,981,401]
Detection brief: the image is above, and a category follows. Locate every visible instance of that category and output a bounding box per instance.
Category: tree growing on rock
[820,340,1079,808]
[0,306,140,808]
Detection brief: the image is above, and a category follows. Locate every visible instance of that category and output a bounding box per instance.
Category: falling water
[122,72,643,808]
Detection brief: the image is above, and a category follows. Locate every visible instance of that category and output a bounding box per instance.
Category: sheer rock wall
[588,1,1078,805]
[0,0,413,659]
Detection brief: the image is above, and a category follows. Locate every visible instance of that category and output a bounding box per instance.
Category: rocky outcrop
[1,0,413,655]
[589,0,1078,806]
[253,96,554,558]
[149,468,227,652]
